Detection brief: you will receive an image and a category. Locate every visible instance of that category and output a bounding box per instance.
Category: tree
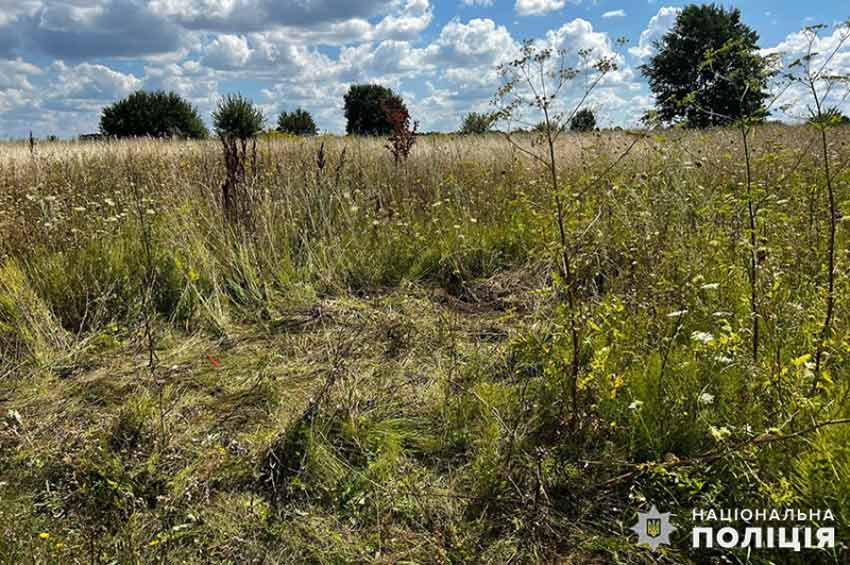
[344,84,407,136]
[213,94,264,140]
[277,108,318,136]
[569,108,596,132]
[459,112,493,134]
[99,90,208,139]
[640,4,769,128]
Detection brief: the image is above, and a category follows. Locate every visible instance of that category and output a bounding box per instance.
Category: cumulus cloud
[373,0,433,41]
[543,17,632,85]
[47,61,142,102]
[425,18,517,67]
[629,6,681,59]
[202,34,252,68]
[0,58,43,90]
[515,0,565,17]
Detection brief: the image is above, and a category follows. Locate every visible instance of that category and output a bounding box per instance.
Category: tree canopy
[459,112,493,135]
[640,4,770,128]
[569,108,596,132]
[277,108,318,136]
[99,90,208,139]
[212,94,264,139]
[344,84,407,136]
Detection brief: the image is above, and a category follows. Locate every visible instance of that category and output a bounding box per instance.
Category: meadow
[1,125,849,563]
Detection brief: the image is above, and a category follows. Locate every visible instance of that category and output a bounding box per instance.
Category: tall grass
[1,126,849,562]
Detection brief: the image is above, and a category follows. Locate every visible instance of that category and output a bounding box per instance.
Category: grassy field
[1,126,849,563]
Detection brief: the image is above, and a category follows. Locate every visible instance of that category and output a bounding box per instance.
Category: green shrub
[213,94,265,140]
[459,112,494,135]
[343,84,407,136]
[100,90,208,139]
[277,108,318,136]
[569,108,596,132]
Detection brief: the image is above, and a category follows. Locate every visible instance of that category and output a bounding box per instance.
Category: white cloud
[202,34,252,68]
[373,0,433,41]
[48,62,142,101]
[629,6,681,59]
[462,0,494,5]
[602,10,626,19]
[515,0,566,17]
[543,17,633,86]
[425,18,517,67]
[762,25,850,120]
[0,58,43,90]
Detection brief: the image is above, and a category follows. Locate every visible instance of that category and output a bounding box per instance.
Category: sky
[0,1,848,138]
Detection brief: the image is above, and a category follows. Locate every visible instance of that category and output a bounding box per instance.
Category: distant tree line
[93,86,607,142]
[97,83,413,141]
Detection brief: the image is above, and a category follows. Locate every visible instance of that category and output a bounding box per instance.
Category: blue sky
[0,1,848,138]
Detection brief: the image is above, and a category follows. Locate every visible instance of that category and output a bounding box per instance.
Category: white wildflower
[691,331,714,344]
[698,392,715,406]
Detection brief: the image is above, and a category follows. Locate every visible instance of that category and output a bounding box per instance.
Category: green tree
[569,108,596,132]
[213,94,264,140]
[459,112,493,134]
[343,84,407,136]
[99,90,208,139]
[640,4,769,128]
[277,108,318,136]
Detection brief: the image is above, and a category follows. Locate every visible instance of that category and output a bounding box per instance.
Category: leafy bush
[99,90,208,139]
[277,108,318,136]
[459,112,493,135]
[343,84,407,136]
[213,94,265,140]
[569,108,596,132]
